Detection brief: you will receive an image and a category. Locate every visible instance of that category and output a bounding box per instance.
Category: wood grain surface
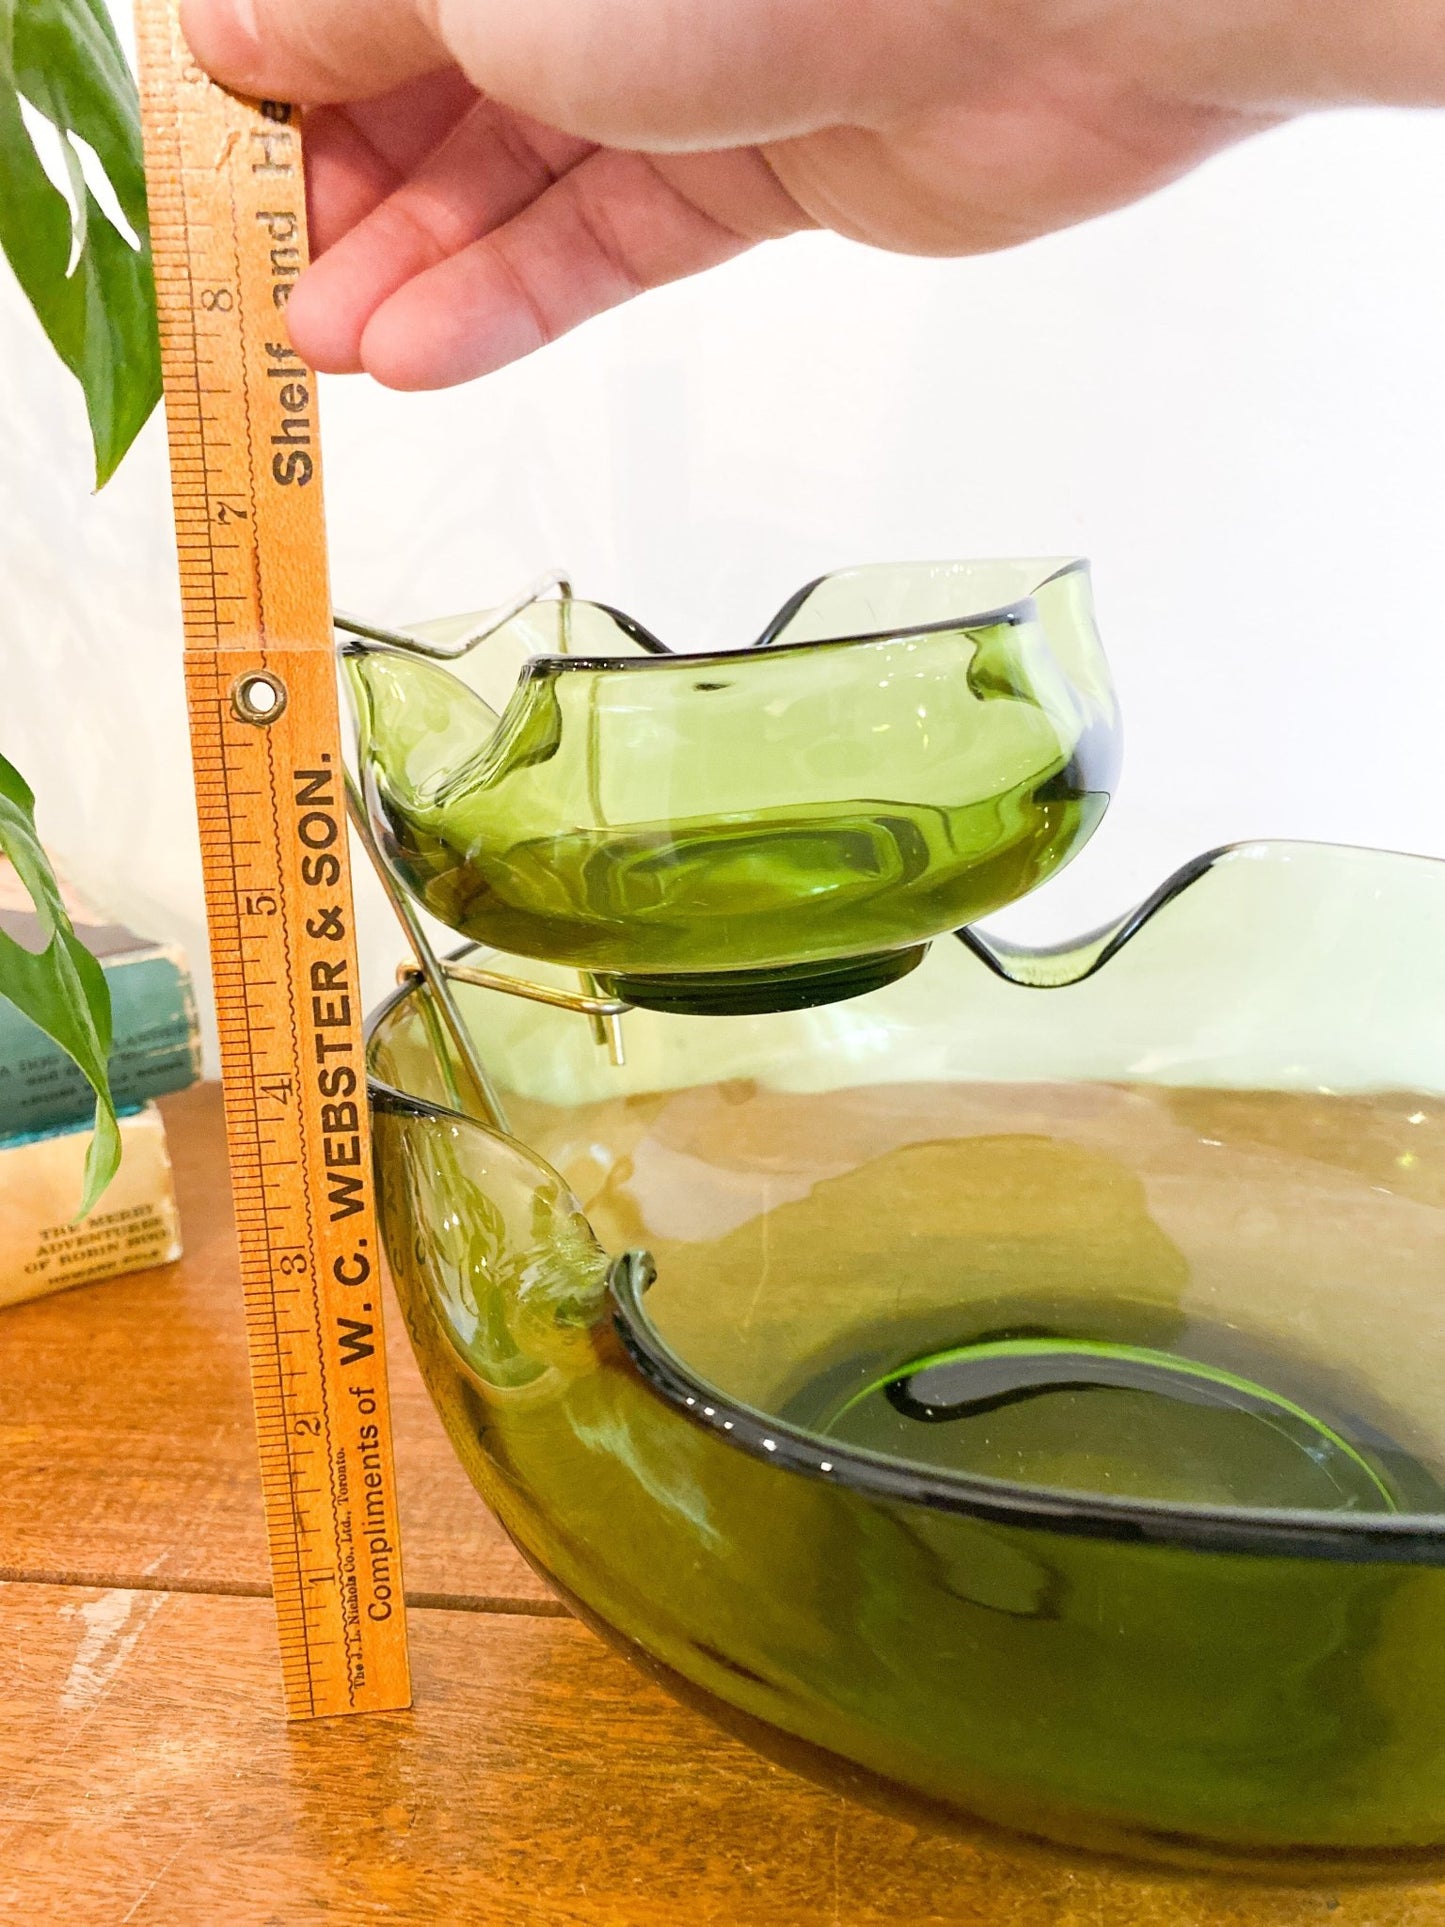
[1,1582,1440,1927]
[1,1085,1443,1922]
[0,1085,548,1603]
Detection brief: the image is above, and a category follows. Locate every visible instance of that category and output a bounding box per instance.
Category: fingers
[293,99,592,370]
[337,148,801,390]
[304,69,478,254]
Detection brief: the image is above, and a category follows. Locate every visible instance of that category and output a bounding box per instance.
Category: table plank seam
[0,1566,571,1617]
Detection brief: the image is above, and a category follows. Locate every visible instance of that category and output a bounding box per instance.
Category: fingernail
[179,0,262,84]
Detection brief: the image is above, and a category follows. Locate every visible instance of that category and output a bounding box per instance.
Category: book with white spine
[0,1103,182,1309]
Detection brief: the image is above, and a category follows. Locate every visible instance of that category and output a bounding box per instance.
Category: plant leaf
[0,751,119,1213]
[0,0,160,487]
[15,0,147,234]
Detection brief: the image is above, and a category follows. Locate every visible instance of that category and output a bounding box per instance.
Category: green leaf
[0,751,119,1214]
[0,0,160,487]
[16,0,148,233]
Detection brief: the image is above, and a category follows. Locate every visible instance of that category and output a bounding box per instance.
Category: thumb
[179,0,445,103]
[180,0,956,147]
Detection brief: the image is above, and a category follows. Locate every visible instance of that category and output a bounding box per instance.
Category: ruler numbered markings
[195,692,402,1698]
[137,0,411,1716]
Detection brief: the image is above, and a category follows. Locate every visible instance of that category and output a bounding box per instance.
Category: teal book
[0,865,201,1137]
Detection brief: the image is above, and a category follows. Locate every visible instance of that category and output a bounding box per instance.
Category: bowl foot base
[597,943,929,1016]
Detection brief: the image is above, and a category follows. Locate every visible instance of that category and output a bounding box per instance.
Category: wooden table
[1,1086,1441,1925]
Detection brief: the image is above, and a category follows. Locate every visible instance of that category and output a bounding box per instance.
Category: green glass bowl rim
[365,837,1445,1565]
[340,558,1091,680]
[601,1246,1445,1565]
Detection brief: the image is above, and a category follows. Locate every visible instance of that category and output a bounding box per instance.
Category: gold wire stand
[343,772,629,1139]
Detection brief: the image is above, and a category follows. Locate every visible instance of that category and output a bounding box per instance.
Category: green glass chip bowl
[366,840,1445,1873]
[344,558,1118,1016]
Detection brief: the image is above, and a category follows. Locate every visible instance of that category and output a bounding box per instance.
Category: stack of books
[0,861,202,1307]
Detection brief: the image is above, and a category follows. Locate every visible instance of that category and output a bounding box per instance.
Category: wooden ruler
[134,0,412,1719]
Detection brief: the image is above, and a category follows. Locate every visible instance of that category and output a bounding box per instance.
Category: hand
[179,0,1445,390]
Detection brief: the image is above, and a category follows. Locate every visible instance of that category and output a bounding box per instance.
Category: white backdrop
[3,97,1445,1068]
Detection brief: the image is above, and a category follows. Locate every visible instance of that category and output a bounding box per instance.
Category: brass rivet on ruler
[230,671,288,726]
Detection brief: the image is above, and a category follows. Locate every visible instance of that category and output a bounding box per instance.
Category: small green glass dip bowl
[367,840,1445,1873]
[344,559,1118,1015]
